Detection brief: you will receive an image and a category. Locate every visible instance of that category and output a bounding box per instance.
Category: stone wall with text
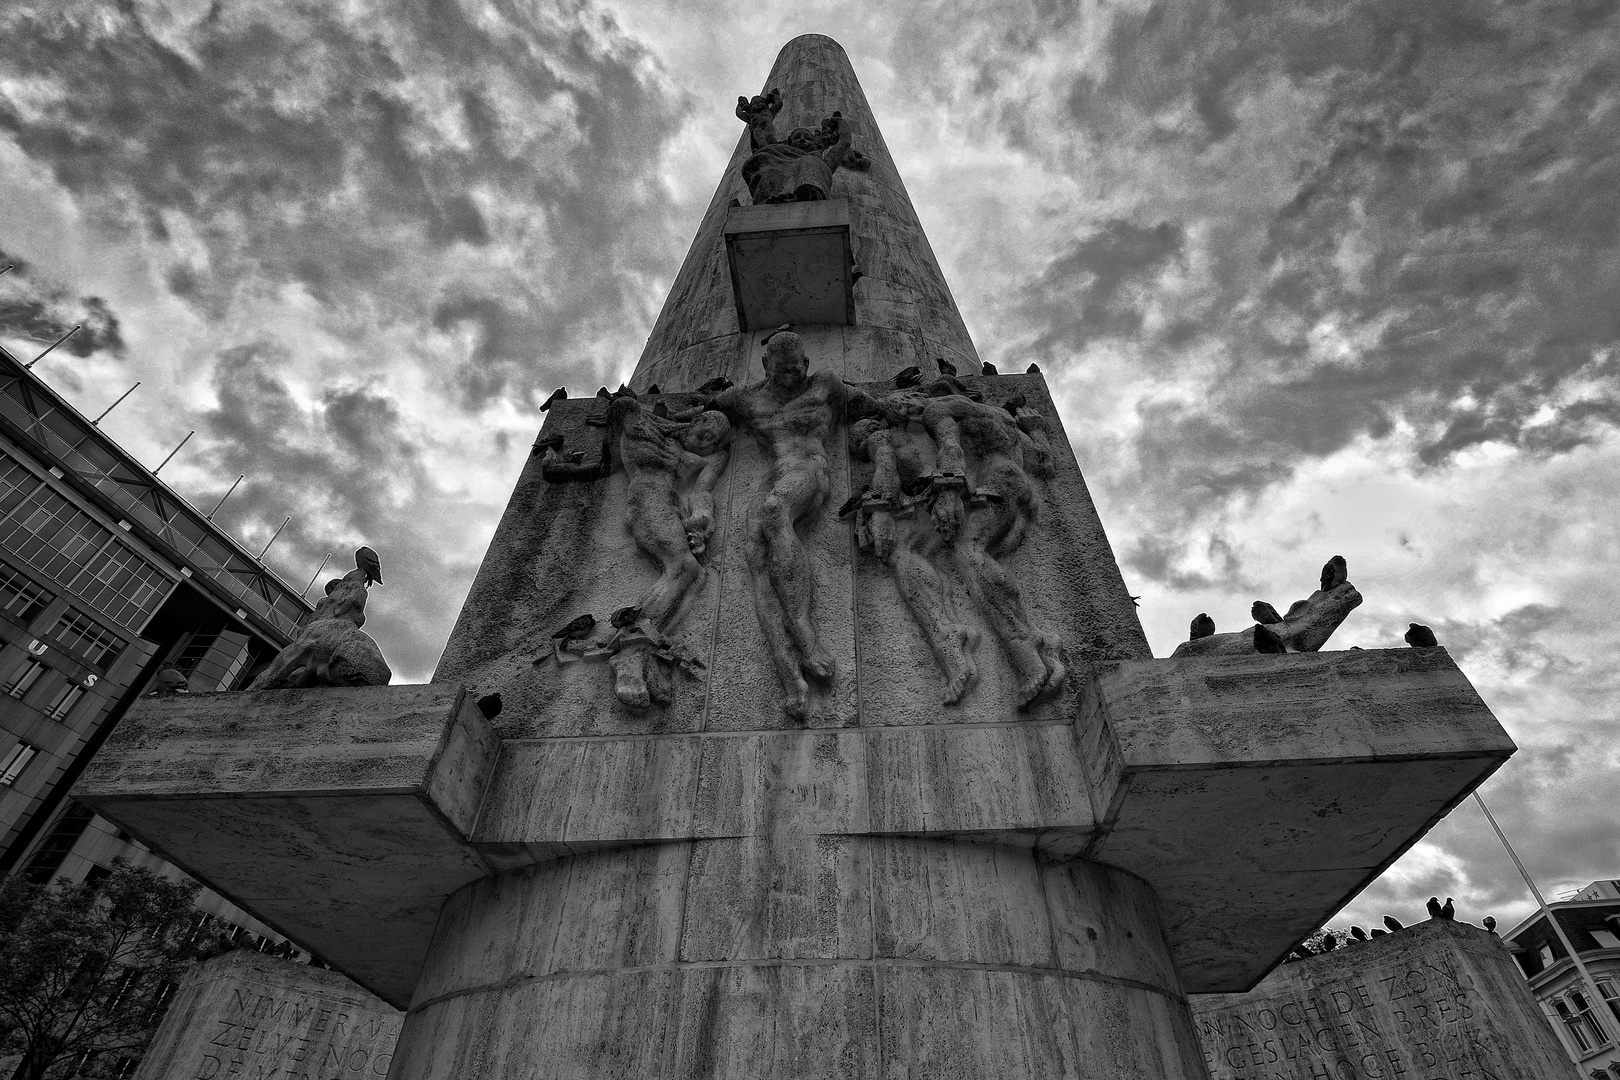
[1192,920,1577,1080]
[135,950,402,1080]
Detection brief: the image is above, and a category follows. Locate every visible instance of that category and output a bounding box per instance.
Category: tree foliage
[0,860,204,1080]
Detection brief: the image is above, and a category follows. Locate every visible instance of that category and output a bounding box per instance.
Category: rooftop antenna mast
[93,383,140,425]
[25,324,80,368]
[151,431,194,475]
[258,516,291,559]
[302,553,333,598]
[206,475,244,520]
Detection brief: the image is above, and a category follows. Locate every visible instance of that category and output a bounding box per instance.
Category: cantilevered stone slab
[1079,647,1515,993]
[724,200,854,329]
[75,684,498,1008]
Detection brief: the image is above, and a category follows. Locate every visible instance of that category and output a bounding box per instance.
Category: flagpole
[1475,792,1620,1045]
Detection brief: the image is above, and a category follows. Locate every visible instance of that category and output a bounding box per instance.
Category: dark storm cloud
[0,0,693,406]
[0,284,126,358]
[900,0,1620,550]
[197,342,477,679]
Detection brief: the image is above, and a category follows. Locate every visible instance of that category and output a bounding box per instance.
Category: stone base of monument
[1191,919,1580,1080]
[135,950,401,1080]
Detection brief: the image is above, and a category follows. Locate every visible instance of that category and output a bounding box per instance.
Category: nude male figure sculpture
[605,394,732,709]
[710,332,878,719]
[885,378,1066,707]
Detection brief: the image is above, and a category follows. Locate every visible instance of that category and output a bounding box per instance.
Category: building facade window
[0,453,170,630]
[4,658,46,698]
[44,682,85,721]
[0,742,38,785]
[1600,980,1620,1025]
[0,562,52,624]
[49,609,122,670]
[1566,991,1610,1051]
[1591,930,1620,949]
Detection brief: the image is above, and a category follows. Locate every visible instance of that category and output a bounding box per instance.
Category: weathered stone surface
[75,684,499,1007]
[724,201,854,330]
[135,950,401,1080]
[1192,920,1580,1079]
[1081,648,1514,992]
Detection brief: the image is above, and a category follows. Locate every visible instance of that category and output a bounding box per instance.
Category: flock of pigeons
[1285,896,1497,962]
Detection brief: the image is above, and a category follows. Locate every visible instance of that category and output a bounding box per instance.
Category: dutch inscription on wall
[1192,921,1579,1080]
[135,952,402,1080]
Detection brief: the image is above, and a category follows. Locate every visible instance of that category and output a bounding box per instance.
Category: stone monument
[135,950,401,1080]
[1192,919,1580,1080]
[77,35,1517,1079]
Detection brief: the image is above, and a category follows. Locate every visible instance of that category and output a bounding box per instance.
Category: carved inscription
[186,985,400,1080]
[1197,955,1528,1080]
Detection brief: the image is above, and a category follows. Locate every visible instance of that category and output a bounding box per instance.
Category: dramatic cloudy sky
[2,1,1616,936]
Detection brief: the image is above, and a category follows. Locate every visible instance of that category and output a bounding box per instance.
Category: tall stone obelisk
[77,33,1517,1080]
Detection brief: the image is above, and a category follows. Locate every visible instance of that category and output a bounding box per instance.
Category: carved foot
[610,648,652,711]
[941,627,981,706]
[801,640,835,682]
[783,677,811,723]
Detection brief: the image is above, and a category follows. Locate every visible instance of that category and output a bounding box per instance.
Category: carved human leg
[891,537,979,704]
[752,466,834,682]
[624,477,703,628]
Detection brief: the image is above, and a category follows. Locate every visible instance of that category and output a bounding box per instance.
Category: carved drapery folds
[736,88,867,205]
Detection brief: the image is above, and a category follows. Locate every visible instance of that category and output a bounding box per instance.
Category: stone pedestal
[1192,920,1580,1079]
[397,848,1204,1078]
[134,950,401,1080]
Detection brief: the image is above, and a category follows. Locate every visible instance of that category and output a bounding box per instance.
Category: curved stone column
[390,840,1208,1079]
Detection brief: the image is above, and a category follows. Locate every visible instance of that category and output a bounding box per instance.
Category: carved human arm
[819,111,854,173]
[920,408,967,540]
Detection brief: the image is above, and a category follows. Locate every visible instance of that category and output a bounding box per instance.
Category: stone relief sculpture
[849,416,980,704]
[249,548,392,689]
[844,376,1066,708]
[601,394,733,709]
[1172,555,1363,657]
[708,332,882,719]
[736,89,865,204]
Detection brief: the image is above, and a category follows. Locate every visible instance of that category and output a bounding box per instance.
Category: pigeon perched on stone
[646,384,661,395]
[1189,613,1216,640]
[1026,362,1041,374]
[610,605,642,628]
[1251,600,1283,624]
[1441,897,1455,921]
[893,366,922,389]
[1483,916,1497,932]
[1384,915,1404,932]
[1320,554,1348,591]
[1253,624,1287,654]
[1370,928,1386,937]
[1350,926,1368,941]
[596,386,611,399]
[355,546,383,586]
[1405,622,1438,648]
[1321,934,1337,951]
[697,376,734,394]
[1292,945,1314,960]
[476,693,503,720]
[936,357,957,377]
[615,383,636,397]
[552,614,596,641]
[1427,896,1443,919]
[982,361,999,375]
[540,387,567,411]
[653,401,669,419]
